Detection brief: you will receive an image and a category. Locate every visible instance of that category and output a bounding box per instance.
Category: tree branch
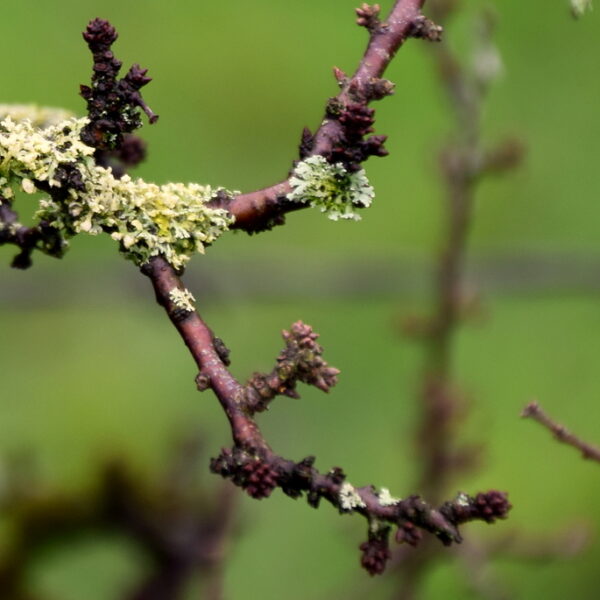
[142,256,510,575]
[522,401,600,464]
[209,0,430,233]
[0,3,513,579]
[394,4,522,596]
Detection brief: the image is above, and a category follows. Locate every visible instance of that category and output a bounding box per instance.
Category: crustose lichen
[339,481,367,512]
[168,287,196,312]
[0,110,233,269]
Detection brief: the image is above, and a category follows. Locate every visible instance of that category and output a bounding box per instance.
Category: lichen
[571,0,593,18]
[0,115,234,268]
[339,482,366,511]
[377,487,401,506]
[0,220,22,236]
[168,287,196,312]
[286,155,374,221]
[368,517,387,534]
[0,104,75,129]
[455,492,470,507]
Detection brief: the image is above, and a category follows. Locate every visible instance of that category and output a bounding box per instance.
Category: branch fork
[0,0,513,577]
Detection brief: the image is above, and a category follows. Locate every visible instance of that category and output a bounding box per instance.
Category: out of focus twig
[395,3,522,598]
[522,401,600,463]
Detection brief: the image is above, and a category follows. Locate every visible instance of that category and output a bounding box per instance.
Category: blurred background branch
[522,401,600,463]
[394,2,522,597]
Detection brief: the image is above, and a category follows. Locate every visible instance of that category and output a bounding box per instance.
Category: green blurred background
[2,1,600,598]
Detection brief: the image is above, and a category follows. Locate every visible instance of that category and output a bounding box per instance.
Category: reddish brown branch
[522,401,600,464]
[0,5,513,581]
[210,0,430,232]
[394,5,523,597]
[241,321,340,414]
[142,256,510,575]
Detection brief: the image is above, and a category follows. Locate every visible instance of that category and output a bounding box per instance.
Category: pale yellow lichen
[455,492,470,507]
[0,104,75,129]
[339,482,366,511]
[0,114,234,268]
[168,287,196,312]
[377,487,401,506]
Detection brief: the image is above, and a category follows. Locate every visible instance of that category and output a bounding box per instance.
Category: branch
[142,256,510,575]
[209,0,432,232]
[393,4,522,597]
[0,5,513,579]
[521,401,600,463]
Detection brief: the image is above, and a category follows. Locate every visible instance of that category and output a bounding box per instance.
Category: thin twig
[394,3,522,597]
[142,255,510,575]
[135,0,511,577]
[0,1,513,579]
[522,401,600,463]
[209,0,428,232]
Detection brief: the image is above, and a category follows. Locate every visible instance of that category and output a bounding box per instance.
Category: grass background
[1,1,600,598]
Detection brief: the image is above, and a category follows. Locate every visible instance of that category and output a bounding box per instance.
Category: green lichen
[287,155,374,221]
[0,114,233,268]
[571,0,592,18]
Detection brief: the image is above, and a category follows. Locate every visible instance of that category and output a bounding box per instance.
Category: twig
[142,255,510,576]
[522,401,600,463]
[0,1,513,579]
[209,0,429,232]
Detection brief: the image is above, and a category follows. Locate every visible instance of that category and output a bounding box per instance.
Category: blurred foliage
[1,1,600,599]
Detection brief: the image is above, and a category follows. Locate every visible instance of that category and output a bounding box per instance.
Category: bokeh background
[1,1,600,598]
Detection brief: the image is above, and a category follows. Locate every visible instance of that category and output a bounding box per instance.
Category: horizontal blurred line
[2,254,600,308]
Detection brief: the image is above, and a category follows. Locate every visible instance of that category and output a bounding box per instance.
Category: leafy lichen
[0,114,233,268]
[286,155,374,221]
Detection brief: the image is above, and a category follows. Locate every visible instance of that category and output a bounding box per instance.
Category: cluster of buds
[408,15,444,42]
[355,3,382,33]
[441,490,512,525]
[210,448,279,499]
[325,98,389,172]
[395,520,423,546]
[80,18,156,173]
[360,526,392,576]
[242,321,340,413]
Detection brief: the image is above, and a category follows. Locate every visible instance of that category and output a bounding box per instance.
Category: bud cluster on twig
[0,2,514,578]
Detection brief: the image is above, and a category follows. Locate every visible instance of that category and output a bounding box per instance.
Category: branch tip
[522,401,600,463]
[356,3,382,33]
